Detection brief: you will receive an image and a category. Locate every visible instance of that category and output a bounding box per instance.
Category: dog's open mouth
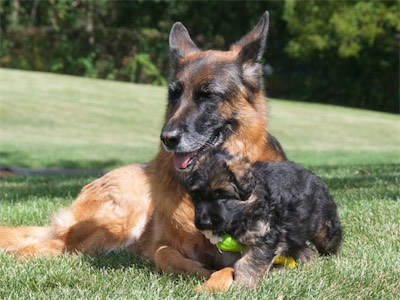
[173,152,196,170]
[172,132,223,172]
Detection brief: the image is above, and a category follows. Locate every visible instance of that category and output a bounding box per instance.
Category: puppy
[185,151,342,287]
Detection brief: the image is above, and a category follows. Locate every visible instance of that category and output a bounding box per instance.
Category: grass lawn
[0,68,399,299]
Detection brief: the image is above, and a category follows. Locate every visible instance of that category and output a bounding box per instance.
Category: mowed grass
[0,68,399,299]
[0,68,165,169]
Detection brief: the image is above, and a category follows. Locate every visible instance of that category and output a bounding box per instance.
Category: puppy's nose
[196,213,213,230]
[160,129,181,150]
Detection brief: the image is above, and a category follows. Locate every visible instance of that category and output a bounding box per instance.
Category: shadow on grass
[46,159,124,171]
[83,250,154,271]
[0,150,126,171]
[0,174,102,203]
[312,163,399,202]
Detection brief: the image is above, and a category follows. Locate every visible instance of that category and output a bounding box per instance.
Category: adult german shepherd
[0,11,286,286]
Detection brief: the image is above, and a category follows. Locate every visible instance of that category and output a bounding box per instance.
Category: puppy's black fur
[186,151,342,287]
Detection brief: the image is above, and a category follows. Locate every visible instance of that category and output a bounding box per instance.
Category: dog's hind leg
[290,245,317,264]
[312,217,343,256]
[0,164,152,257]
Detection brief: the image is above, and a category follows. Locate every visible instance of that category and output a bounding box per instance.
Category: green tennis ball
[216,234,242,252]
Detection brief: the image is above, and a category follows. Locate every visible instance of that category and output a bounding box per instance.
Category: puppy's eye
[188,188,202,202]
[212,189,230,200]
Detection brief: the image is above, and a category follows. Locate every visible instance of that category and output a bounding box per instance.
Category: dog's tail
[0,210,74,256]
[0,226,51,251]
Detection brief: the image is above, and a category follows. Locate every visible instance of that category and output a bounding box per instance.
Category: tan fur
[0,164,152,256]
[195,267,235,293]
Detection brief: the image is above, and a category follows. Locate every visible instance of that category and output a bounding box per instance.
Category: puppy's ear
[237,169,256,200]
[226,157,255,200]
[169,22,199,67]
[231,11,269,90]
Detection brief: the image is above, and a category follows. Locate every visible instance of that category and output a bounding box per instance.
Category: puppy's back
[253,160,326,194]
[252,160,342,255]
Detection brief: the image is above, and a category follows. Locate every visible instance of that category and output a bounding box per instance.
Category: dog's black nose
[196,213,213,230]
[160,129,181,150]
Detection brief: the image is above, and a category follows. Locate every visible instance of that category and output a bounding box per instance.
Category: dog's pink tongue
[173,152,193,170]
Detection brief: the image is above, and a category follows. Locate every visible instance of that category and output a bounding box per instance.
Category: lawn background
[0,68,399,299]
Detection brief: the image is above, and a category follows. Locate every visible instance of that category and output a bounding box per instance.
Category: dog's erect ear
[232,11,269,64]
[169,22,199,66]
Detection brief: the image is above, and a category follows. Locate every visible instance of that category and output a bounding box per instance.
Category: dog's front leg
[233,246,275,288]
[154,245,211,278]
[196,247,275,292]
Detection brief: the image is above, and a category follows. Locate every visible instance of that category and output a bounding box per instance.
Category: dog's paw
[296,246,317,264]
[195,266,212,279]
[187,259,212,278]
[233,271,258,289]
[194,267,234,293]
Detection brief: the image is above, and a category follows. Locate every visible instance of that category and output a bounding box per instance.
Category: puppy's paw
[296,246,317,264]
[233,271,258,289]
[195,267,234,293]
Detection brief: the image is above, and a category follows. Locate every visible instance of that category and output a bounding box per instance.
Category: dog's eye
[194,84,224,102]
[168,82,183,104]
[196,90,213,99]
